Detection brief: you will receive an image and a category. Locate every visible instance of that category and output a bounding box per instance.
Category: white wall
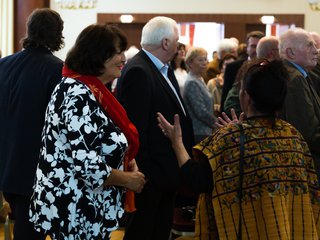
[51,0,320,60]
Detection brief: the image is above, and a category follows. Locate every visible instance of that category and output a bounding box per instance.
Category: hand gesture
[216,108,245,128]
[157,113,183,148]
[157,112,191,167]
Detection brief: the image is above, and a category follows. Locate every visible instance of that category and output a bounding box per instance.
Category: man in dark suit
[0,9,64,240]
[117,16,194,240]
[220,31,264,113]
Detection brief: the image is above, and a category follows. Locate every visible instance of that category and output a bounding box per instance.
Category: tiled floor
[0,223,124,240]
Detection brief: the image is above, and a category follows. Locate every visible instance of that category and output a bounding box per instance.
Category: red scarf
[62,65,139,212]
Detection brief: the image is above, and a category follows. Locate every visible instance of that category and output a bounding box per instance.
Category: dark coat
[116,50,194,191]
[281,59,320,161]
[0,47,63,196]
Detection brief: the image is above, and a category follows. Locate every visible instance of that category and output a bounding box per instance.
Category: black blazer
[0,47,63,196]
[117,50,194,191]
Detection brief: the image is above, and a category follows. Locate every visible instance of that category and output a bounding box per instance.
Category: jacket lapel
[140,51,186,115]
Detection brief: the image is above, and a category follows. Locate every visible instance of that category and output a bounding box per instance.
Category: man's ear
[161,38,169,51]
[286,47,295,60]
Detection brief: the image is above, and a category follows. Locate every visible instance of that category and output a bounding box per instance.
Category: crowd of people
[1,7,320,240]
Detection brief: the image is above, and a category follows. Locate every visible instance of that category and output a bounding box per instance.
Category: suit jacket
[0,47,63,196]
[117,50,194,191]
[281,59,320,159]
[220,59,246,112]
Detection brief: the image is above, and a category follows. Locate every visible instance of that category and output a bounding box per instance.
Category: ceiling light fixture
[260,15,275,25]
[120,15,134,23]
[55,0,97,9]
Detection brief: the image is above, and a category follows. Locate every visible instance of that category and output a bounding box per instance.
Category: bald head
[256,36,280,61]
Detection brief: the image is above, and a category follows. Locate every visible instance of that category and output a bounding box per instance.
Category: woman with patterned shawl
[29,24,146,240]
[157,59,320,239]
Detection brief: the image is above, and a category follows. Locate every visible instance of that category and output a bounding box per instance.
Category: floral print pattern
[29,78,128,240]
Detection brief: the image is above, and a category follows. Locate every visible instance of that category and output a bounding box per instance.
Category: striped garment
[193,117,320,240]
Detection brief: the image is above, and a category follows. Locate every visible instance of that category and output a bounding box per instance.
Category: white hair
[217,38,238,59]
[310,31,320,49]
[140,16,177,48]
[279,28,309,58]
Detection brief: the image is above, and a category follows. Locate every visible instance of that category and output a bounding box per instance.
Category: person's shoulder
[224,59,245,76]
[58,78,93,99]
[184,77,201,89]
[282,60,301,76]
[214,123,241,141]
[0,51,25,65]
[23,47,63,68]
[227,59,246,68]
[194,124,241,156]
[122,51,151,73]
[275,118,305,138]
[41,51,63,65]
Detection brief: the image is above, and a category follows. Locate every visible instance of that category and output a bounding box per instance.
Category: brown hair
[65,24,127,76]
[21,8,64,52]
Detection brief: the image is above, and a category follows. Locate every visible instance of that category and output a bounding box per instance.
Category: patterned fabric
[193,117,320,240]
[29,78,128,240]
[62,66,139,212]
[183,73,215,137]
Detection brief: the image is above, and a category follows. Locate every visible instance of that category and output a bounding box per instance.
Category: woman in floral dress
[29,24,145,240]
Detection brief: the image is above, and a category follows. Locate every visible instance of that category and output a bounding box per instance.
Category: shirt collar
[289,61,308,78]
[142,48,167,72]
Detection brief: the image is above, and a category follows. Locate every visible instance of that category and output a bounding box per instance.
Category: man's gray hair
[141,16,177,48]
[217,38,238,59]
[279,28,309,58]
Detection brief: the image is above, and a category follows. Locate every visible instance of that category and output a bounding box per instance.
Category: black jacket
[117,50,194,190]
[0,47,63,196]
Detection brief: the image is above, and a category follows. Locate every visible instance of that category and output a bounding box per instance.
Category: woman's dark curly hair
[65,24,127,76]
[21,8,64,52]
[242,59,288,115]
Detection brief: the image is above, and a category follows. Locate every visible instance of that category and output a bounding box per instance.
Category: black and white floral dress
[29,78,128,240]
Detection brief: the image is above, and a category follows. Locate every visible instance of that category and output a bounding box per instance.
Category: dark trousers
[3,193,46,240]
[123,182,175,240]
